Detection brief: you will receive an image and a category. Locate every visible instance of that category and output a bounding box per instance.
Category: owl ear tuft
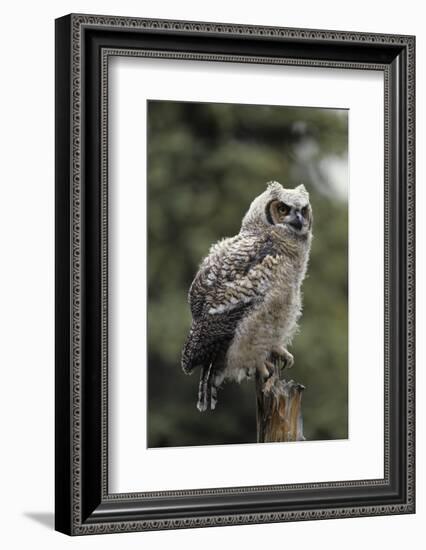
[296,184,310,198]
[266,180,283,194]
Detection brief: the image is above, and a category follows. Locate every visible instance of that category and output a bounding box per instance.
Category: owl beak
[289,211,303,231]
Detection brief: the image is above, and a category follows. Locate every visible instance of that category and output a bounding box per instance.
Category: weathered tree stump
[255,360,305,443]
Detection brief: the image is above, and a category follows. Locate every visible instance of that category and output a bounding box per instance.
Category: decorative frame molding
[55,14,415,535]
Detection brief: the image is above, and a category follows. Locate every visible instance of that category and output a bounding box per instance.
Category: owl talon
[258,361,274,380]
[283,351,294,369]
[265,360,275,378]
[271,347,294,369]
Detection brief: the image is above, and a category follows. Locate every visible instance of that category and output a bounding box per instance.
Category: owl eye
[301,206,308,217]
[278,203,290,216]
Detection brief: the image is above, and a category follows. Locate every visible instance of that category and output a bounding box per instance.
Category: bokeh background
[147,100,348,447]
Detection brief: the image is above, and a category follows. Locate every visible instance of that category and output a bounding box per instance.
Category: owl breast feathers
[181,181,313,411]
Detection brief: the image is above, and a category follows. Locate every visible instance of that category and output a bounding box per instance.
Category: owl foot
[262,373,276,394]
[271,346,294,369]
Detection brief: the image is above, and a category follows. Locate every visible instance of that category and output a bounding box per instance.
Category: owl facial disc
[267,198,311,236]
[241,181,312,237]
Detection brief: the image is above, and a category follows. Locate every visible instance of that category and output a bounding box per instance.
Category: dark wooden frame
[55,13,415,535]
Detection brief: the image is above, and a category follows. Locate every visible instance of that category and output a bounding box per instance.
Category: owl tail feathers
[197,364,218,412]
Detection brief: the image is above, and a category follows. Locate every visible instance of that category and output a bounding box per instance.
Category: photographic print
[147,100,348,448]
[56,15,415,534]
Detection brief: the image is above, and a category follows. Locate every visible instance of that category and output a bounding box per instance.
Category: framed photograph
[55,14,415,535]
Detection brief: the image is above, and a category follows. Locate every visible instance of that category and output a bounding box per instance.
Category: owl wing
[182,233,280,373]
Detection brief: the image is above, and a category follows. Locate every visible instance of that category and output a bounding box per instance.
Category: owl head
[241,181,312,237]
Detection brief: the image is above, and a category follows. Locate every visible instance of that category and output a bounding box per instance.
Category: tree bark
[255,361,305,443]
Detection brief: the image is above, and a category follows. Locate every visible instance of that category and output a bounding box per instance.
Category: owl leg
[271,346,294,369]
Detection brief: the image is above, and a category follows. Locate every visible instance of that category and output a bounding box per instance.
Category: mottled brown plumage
[181,182,313,411]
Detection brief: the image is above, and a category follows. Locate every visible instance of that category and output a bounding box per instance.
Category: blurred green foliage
[147,100,348,447]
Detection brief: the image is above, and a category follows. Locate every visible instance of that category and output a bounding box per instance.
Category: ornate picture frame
[55,13,415,535]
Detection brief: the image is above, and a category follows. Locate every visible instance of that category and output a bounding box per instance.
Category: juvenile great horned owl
[181,181,313,411]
